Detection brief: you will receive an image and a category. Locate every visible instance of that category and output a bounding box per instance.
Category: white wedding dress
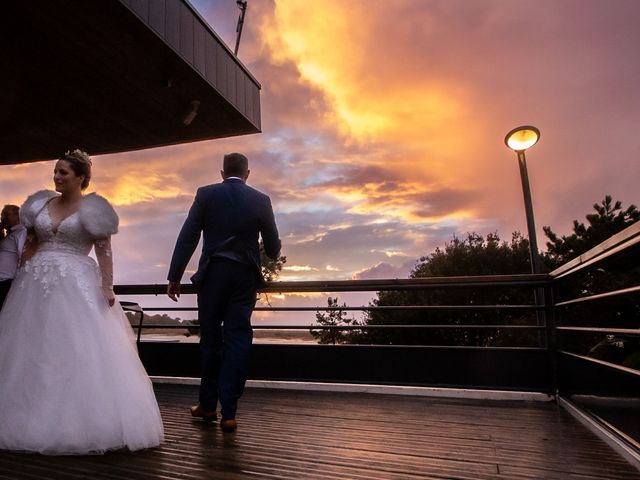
[0,191,164,455]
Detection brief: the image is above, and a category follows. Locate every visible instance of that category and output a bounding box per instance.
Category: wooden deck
[0,383,638,479]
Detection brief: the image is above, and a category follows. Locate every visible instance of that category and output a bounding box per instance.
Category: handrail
[556,327,640,335]
[133,323,545,330]
[117,275,547,351]
[554,285,640,307]
[140,304,542,312]
[550,221,640,279]
[558,351,640,378]
[114,273,551,296]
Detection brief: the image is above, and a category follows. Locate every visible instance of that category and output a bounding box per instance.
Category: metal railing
[550,221,640,372]
[117,273,550,348]
[117,222,639,452]
[117,273,554,393]
[549,221,640,452]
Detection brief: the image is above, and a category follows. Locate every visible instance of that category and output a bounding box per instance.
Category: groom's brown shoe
[190,405,217,422]
[220,419,237,432]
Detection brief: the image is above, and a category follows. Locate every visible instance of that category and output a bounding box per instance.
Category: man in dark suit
[167,153,281,432]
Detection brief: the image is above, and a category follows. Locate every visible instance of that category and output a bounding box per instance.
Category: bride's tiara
[63,149,92,166]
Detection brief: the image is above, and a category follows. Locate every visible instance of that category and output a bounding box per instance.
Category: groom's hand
[167,282,181,302]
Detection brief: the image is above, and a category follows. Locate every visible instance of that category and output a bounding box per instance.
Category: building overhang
[0,0,261,165]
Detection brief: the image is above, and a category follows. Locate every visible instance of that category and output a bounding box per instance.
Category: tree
[258,242,286,307]
[260,242,287,282]
[355,232,540,347]
[347,196,640,355]
[183,319,200,337]
[311,297,361,344]
[543,195,639,266]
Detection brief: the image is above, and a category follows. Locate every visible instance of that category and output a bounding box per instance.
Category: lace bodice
[20,198,116,303]
[35,204,94,256]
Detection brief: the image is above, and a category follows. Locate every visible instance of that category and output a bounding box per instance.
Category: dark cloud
[410,188,479,218]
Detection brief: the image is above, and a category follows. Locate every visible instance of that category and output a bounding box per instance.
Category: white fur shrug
[20,190,119,238]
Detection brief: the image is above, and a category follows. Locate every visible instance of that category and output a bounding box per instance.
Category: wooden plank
[204,34,217,87]
[163,0,179,50]
[215,41,227,99]
[192,20,206,76]
[179,1,194,65]
[244,74,253,123]
[129,0,148,22]
[253,83,261,129]
[148,0,165,37]
[235,64,245,114]
[227,58,237,106]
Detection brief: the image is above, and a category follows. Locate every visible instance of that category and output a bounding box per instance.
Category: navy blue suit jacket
[168,178,281,285]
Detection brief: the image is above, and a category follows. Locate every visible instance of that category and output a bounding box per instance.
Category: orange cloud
[259,0,490,223]
[283,265,316,272]
[263,1,467,143]
[107,172,186,206]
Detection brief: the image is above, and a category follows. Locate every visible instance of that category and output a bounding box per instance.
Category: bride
[0,150,164,454]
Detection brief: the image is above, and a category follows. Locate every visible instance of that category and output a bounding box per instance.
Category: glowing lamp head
[505,125,540,152]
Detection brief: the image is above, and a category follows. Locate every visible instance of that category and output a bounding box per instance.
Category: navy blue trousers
[0,279,12,310]
[197,258,256,419]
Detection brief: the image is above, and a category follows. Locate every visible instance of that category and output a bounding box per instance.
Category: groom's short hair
[223,153,249,177]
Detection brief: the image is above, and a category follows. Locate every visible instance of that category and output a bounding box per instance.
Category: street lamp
[504,125,542,274]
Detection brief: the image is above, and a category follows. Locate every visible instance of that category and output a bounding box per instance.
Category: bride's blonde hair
[61,149,92,190]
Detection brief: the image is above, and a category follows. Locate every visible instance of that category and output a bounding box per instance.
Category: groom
[167,153,280,432]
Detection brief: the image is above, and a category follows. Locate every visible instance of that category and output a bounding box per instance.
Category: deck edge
[559,396,640,472]
[150,376,553,401]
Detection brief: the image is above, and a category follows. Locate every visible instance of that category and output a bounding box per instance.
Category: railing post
[119,301,145,347]
[136,309,144,346]
[544,283,559,400]
[534,286,546,348]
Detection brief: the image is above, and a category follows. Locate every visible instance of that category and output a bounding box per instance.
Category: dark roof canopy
[0,0,261,165]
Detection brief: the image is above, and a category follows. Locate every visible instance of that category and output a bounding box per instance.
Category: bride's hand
[102,286,116,307]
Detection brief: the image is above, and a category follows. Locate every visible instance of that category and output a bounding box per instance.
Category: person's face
[53,160,84,194]
[0,208,18,228]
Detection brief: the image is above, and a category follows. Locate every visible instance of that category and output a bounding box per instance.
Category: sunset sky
[1,0,639,317]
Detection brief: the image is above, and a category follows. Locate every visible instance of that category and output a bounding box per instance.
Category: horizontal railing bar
[586,411,640,454]
[558,350,640,377]
[555,285,640,307]
[134,324,545,330]
[139,304,542,312]
[114,274,550,296]
[551,221,640,279]
[135,340,546,351]
[556,326,640,335]
[261,279,551,292]
[261,305,543,310]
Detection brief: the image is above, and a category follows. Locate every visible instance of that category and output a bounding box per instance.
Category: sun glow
[284,265,316,272]
[263,0,465,142]
[108,173,185,206]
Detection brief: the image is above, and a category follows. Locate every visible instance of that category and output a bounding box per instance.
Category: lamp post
[504,125,542,274]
